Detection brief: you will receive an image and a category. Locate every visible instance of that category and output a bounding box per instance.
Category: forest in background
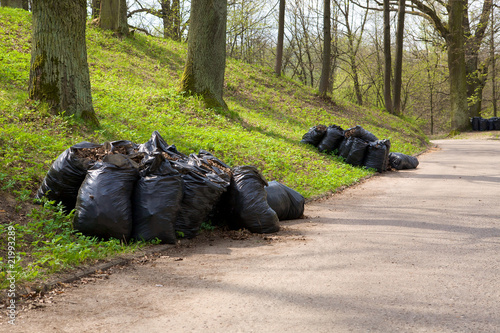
[2,0,498,134]
[125,0,499,135]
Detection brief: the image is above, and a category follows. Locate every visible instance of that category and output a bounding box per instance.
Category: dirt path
[5,138,500,332]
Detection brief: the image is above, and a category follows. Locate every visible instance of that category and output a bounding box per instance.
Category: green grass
[0,7,429,289]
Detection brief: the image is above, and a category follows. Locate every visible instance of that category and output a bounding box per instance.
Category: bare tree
[383,0,393,113]
[491,4,498,116]
[319,0,331,97]
[274,0,286,76]
[392,0,405,115]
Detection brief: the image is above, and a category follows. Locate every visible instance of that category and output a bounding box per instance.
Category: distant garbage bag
[265,181,305,221]
[132,154,183,244]
[344,125,378,142]
[471,117,481,131]
[388,152,419,170]
[138,130,186,160]
[479,118,489,131]
[345,137,369,166]
[364,140,391,172]
[172,155,230,239]
[228,166,279,233]
[488,117,500,131]
[317,125,344,154]
[36,141,102,212]
[300,125,327,146]
[73,154,139,241]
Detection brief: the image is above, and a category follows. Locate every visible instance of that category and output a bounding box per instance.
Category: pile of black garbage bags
[471,117,500,131]
[36,131,305,244]
[300,124,419,172]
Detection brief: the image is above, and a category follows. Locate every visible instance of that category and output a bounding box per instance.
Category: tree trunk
[1,0,23,8]
[383,0,393,114]
[172,0,181,41]
[274,0,285,76]
[464,0,492,118]
[319,0,331,98]
[91,0,101,19]
[28,0,98,125]
[392,0,405,116]
[447,0,469,131]
[180,0,228,109]
[491,6,497,117]
[100,0,128,36]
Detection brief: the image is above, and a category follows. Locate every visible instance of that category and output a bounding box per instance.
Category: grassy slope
[0,8,428,288]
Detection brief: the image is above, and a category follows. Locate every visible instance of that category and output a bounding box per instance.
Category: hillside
[0,8,428,288]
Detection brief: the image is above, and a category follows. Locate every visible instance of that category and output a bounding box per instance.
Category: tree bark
[447,0,469,131]
[392,0,405,116]
[1,0,23,8]
[383,0,393,114]
[464,0,492,117]
[91,0,101,19]
[274,0,285,76]
[28,0,98,125]
[99,0,128,36]
[180,0,228,109]
[491,5,497,117]
[319,0,331,98]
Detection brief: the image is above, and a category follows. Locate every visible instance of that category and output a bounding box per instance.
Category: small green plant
[200,221,216,232]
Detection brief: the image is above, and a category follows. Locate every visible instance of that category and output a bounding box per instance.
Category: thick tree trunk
[28,0,98,125]
[383,0,393,114]
[274,0,285,76]
[318,0,331,98]
[447,0,469,131]
[392,0,405,116]
[100,0,128,36]
[180,0,227,109]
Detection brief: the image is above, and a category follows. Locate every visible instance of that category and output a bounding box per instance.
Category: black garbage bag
[138,130,186,160]
[300,125,327,146]
[344,125,378,142]
[265,181,305,221]
[317,125,345,154]
[345,137,368,166]
[364,140,390,172]
[73,154,139,241]
[227,166,279,233]
[338,136,355,159]
[479,118,489,131]
[471,117,481,131]
[36,142,102,212]
[381,139,391,171]
[493,118,500,130]
[132,154,183,244]
[172,157,230,238]
[488,118,499,131]
[187,149,232,183]
[388,152,419,170]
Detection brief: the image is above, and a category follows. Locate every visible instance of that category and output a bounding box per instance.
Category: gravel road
[6,138,500,333]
